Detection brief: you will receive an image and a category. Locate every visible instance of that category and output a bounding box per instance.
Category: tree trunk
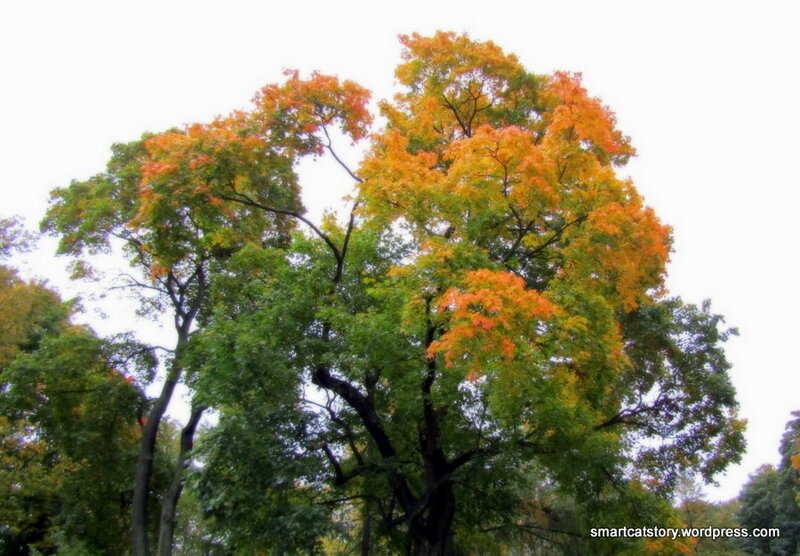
[132,268,206,556]
[408,480,456,555]
[360,498,372,556]
[155,406,204,556]
[132,366,181,556]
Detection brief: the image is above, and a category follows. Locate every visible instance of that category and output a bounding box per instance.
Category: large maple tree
[43,32,743,554]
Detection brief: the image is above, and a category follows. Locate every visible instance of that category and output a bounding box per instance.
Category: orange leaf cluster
[358,130,443,225]
[565,201,671,311]
[386,31,526,144]
[444,125,559,212]
[133,120,263,251]
[543,71,634,158]
[252,70,372,155]
[428,269,556,379]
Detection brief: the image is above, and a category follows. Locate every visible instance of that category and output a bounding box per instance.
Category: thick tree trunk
[409,320,457,555]
[408,480,456,555]
[132,367,181,556]
[156,406,204,556]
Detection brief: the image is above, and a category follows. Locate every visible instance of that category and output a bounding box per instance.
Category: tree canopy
[26,31,746,554]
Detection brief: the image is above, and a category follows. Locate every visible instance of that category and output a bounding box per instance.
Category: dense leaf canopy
[26,31,745,555]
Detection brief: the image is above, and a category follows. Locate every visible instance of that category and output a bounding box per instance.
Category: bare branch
[218,188,343,269]
[322,125,363,183]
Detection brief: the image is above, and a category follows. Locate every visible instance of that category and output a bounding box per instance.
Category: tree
[0,218,156,554]
[0,329,157,555]
[41,31,744,554]
[41,72,367,555]
[42,135,222,556]
[674,474,746,555]
[738,413,800,555]
[174,32,743,554]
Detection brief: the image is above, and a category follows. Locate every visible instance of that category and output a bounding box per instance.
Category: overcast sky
[2,0,798,501]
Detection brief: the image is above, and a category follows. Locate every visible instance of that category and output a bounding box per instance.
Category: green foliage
[0,251,158,554]
[616,298,745,492]
[738,413,800,555]
[0,331,147,553]
[192,410,337,554]
[0,217,35,260]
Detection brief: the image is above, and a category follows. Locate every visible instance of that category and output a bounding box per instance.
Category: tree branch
[522,214,588,260]
[218,187,343,267]
[322,125,363,183]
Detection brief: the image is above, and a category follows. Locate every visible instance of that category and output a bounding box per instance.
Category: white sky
[2,0,798,502]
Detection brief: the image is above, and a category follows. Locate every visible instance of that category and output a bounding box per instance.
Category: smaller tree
[41,116,303,555]
[41,68,371,555]
[674,474,746,555]
[738,413,800,555]
[0,216,157,554]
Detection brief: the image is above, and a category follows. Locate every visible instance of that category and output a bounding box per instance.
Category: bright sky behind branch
[2,0,798,501]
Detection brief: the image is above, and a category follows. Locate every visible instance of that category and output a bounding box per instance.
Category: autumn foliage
[37,31,744,555]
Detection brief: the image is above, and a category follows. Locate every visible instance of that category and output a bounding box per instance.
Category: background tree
[674,474,746,555]
[738,412,800,555]
[0,218,157,555]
